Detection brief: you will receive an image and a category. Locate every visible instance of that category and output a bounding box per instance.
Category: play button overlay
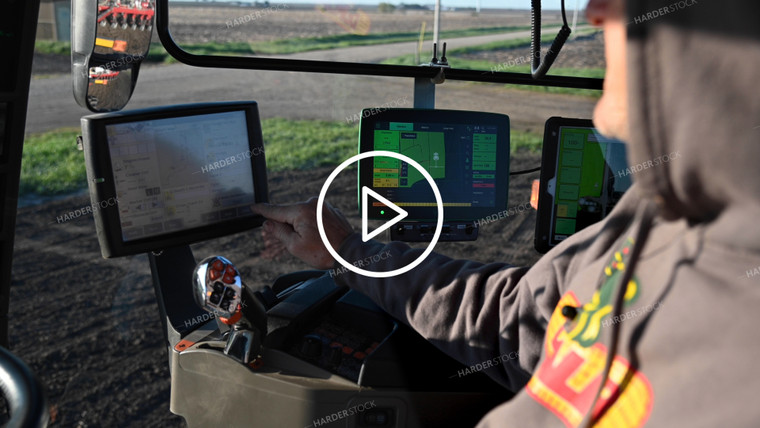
[361,187,408,242]
[317,150,443,278]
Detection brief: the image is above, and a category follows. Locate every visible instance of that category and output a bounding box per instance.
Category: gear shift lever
[192,256,267,365]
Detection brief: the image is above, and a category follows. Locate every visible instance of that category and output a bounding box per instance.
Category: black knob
[328,344,343,366]
[561,305,578,320]
[300,335,323,359]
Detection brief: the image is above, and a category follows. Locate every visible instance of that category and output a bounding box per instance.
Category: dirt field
[460,31,606,70]
[167,6,564,43]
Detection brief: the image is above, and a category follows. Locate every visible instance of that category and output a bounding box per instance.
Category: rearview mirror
[72,0,154,112]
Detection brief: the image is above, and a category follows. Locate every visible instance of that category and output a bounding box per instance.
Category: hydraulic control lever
[192,256,267,365]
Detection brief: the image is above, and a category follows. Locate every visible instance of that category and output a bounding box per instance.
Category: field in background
[27,5,602,197]
[142,25,547,61]
[20,120,543,198]
[167,6,566,44]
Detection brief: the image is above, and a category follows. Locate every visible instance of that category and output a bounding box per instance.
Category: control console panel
[390,221,478,242]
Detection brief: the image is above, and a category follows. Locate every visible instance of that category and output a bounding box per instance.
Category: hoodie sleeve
[332,187,642,392]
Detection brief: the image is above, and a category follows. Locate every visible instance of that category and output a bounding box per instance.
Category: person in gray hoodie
[252,0,760,426]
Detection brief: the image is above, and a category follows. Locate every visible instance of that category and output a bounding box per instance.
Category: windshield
[164,0,604,79]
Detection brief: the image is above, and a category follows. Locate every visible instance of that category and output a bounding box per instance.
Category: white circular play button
[316,150,443,278]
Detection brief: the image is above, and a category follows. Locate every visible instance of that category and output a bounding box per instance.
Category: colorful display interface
[371,121,498,210]
[551,127,631,242]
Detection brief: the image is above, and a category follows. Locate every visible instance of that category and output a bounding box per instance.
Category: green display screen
[551,127,631,242]
[371,122,498,210]
[359,109,510,223]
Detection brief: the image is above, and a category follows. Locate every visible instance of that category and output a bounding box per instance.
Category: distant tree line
[378,3,440,13]
[399,3,428,10]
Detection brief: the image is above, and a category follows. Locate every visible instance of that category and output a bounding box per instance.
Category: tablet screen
[81,102,268,258]
[106,111,256,242]
[535,118,631,253]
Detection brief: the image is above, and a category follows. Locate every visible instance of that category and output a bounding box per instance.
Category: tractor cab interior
[0,0,623,426]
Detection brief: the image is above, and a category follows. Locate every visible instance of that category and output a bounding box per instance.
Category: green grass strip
[21,120,542,197]
[21,128,86,196]
[34,40,71,55]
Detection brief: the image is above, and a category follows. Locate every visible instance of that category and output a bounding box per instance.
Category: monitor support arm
[415,42,450,109]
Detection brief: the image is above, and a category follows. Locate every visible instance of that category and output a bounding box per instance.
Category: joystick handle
[192,256,268,364]
[193,256,244,321]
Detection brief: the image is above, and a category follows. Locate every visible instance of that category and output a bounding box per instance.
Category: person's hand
[251,198,354,270]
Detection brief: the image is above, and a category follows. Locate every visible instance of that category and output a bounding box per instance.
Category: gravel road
[26,22,600,135]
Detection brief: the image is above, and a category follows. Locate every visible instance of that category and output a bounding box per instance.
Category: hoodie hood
[625,0,760,250]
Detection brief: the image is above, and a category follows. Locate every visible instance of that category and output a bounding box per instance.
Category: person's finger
[261,222,282,244]
[251,202,306,225]
[265,219,300,251]
[261,235,287,259]
[263,224,287,246]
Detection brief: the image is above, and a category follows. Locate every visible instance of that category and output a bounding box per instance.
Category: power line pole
[433,0,441,47]
[572,0,580,36]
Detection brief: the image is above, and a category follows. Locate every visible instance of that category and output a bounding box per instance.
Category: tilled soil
[460,31,606,70]
[11,151,543,426]
[166,7,564,44]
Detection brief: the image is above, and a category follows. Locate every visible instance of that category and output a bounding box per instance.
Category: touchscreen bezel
[81,102,268,258]
[535,117,629,253]
[358,108,510,222]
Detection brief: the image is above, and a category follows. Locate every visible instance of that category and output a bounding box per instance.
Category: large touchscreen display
[360,110,510,222]
[106,111,256,241]
[371,121,498,209]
